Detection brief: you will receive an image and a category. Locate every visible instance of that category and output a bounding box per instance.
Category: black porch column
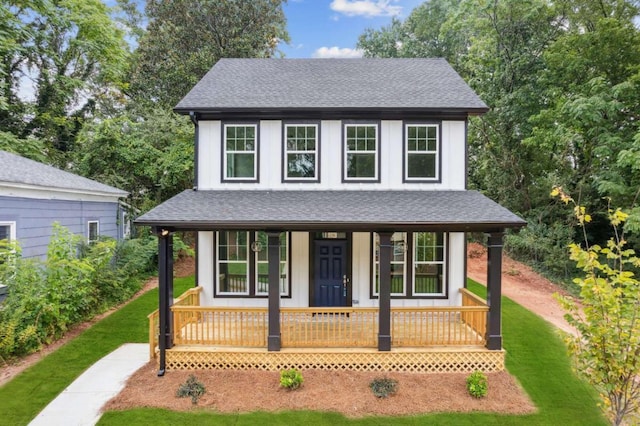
[157,228,174,376]
[486,232,504,350]
[267,231,281,351]
[378,232,392,351]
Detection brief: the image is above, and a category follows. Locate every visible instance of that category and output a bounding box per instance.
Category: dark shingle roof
[135,190,525,232]
[0,150,127,196]
[174,58,488,113]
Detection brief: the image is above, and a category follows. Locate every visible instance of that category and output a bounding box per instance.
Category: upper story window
[404,123,440,182]
[344,123,379,182]
[223,124,258,182]
[87,221,99,244]
[283,124,319,181]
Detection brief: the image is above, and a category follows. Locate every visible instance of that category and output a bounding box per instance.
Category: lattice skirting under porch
[161,347,505,373]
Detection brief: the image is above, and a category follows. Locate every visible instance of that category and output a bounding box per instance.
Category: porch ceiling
[135,189,525,232]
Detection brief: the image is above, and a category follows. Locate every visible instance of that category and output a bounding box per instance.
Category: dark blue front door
[314,240,347,307]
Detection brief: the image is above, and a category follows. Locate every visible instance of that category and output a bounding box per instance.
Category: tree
[0,131,46,162]
[358,0,463,63]
[359,0,562,214]
[128,0,289,108]
[357,0,640,281]
[73,108,193,211]
[0,0,128,160]
[552,186,640,425]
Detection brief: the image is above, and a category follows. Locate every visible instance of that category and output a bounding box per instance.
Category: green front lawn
[0,278,605,425]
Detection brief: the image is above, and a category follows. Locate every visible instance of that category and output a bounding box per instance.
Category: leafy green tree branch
[552,186,640,425]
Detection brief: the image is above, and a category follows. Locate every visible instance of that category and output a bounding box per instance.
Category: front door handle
[342,275,349,297]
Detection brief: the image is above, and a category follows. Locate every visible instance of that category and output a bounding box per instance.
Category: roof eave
[0,181,128,198]
[134,219,525,233]
[174,106,489,120]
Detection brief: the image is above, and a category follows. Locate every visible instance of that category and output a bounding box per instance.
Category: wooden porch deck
[150,287,504,372]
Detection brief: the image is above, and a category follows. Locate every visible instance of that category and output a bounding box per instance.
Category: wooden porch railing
[281,308,379,347]
[148,287,203,358]
[153,288,490,354]
[147,309,159,359]
[174,287,203,307]
[460,288,489,341]
[173,307,268,347]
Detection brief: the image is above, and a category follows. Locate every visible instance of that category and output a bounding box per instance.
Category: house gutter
[189,111,200,290]
[189,112,199,190]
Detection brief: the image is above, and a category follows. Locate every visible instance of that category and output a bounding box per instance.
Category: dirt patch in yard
[105,364,536,418]
[466,242,579,336]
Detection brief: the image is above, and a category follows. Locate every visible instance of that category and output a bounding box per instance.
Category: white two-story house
[137,58,525,375]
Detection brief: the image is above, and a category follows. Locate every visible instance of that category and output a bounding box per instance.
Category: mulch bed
[105,363,536,418]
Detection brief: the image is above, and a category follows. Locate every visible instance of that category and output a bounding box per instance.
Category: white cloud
[312,46,364,58]
[330,0,402,18]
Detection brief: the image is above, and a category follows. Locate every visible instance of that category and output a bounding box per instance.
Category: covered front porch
[136,190,525,374]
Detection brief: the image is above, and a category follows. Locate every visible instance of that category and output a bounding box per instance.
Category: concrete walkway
[29,343,148,426]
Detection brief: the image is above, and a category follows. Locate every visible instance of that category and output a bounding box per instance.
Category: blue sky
[279,0,424,58]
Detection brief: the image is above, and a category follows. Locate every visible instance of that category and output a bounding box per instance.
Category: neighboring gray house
[0,150,128,259]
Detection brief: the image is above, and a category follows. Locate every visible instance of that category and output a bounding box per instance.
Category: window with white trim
[344,124,378,181]
[372,232,446,297]
[87,221,99,244]
[255,232,289,295]
[284,124,318,181]
[413,232,445,295]
[224,124,257,181]
[373,232,407,296]
[0,222,17,285]
[405,124,439,181]
[216,231,289,296]
[0,222,16,243]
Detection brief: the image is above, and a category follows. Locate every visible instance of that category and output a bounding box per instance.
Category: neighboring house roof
[174,58,488,115]
[135,190,525,232]
[0,150,127,197]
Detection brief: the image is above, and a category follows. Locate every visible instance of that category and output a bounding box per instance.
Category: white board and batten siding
[197,120,467,190]
[198,231,465,308]
[196,119,468,308]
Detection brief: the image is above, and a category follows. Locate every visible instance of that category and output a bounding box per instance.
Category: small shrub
[176,374,206,404]
[466,371,488,398]
[279,369,303,390]
[369,377,398,398]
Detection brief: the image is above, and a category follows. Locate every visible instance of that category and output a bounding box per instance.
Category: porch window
[223,124,258,181]
[284,124,318,181]
[87,221,99,244]
[255,232,289,295]
[372,232,446,298]
[373,232,407,296]
[404,124,440,181]
[217,231,249,294]
[344,124,379,181]
[413,232,445,295]
[216,231,289,297]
